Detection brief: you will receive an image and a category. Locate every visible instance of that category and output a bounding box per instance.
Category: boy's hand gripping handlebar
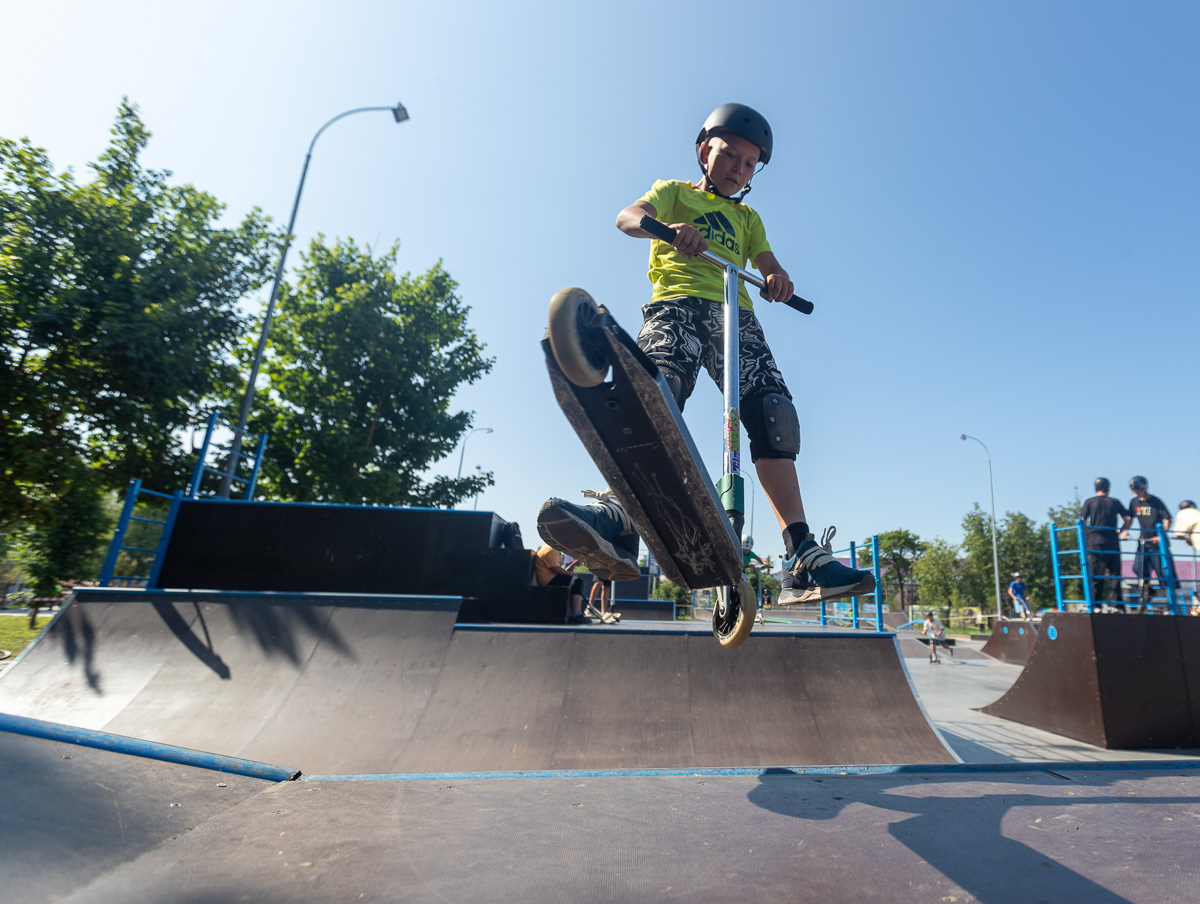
[637,215,815,315]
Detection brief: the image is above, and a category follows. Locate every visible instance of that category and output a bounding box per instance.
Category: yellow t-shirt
[639,180,773,311]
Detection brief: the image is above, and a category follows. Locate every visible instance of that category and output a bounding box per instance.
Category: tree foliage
[1,99,279,591]
[246,238,494,506]
[911,538,963,613]
[873,528,922,610]
[997,511,1053,610]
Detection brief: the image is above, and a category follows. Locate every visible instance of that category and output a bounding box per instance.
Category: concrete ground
[904,636,1200,763]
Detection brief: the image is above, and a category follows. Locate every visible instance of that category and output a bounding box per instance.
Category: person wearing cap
[1125,476,1172,605]
[1081,477,1132,610]
[538,104,874,606]
[1008,572,1031,617]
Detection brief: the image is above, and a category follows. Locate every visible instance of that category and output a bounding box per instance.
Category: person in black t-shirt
[1126,475,1173,604]
[1081,477,1132,607]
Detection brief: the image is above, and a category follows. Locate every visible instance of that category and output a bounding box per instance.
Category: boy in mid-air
[538,103,874,604]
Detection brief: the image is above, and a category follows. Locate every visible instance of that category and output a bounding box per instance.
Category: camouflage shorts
[635,296,791,407]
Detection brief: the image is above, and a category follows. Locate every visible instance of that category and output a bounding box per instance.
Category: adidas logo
[692,212,740,255]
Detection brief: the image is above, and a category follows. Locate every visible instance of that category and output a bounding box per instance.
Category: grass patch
[0,615,53,658]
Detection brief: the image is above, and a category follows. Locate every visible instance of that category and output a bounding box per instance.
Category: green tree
[1,99,279,591]
[246,238,494,506]
[912,538,963,615]
[652,577,692,617]
[959,504,998,611]
[873,529,922,611]
[997,511,1053,611]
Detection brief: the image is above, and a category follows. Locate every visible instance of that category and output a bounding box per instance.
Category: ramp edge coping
[0,712,300,783]
[299,759,1200,782]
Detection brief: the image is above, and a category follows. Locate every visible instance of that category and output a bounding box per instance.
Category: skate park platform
[5,596,1200,901]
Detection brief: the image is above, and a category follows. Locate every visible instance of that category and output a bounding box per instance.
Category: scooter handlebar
[637,215,814,315]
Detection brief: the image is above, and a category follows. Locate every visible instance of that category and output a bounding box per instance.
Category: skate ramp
[980,612,1200,748]
[0,592,955,771]
[979,618,1038,664]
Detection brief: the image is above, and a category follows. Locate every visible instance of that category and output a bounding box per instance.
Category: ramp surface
[979,617,1038,663]
[0,592,954,771]
[980,612,1200,748]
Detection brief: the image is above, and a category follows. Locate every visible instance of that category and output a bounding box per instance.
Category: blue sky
[5,1,1197,565]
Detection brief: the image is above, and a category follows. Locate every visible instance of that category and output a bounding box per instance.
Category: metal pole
[720,267,744,541]
[456,427,493,480]
[961,434,1002,621]
[220,103,409,496]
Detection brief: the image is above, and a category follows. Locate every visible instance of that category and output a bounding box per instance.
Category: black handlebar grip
[637,215,813,315]
[638,215,677,243]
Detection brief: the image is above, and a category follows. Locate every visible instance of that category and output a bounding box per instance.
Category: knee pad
[743,392,800,460]
[658,368,691,409]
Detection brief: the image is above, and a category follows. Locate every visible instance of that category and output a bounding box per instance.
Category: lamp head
[960,434,966,441]
[391,103,409,123]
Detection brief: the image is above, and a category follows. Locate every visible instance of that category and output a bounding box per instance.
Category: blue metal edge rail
[0,712,300,783]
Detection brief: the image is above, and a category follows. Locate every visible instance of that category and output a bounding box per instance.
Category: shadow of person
[58,606,101,692]
[747,768,1196,903]
[151,600,230,679]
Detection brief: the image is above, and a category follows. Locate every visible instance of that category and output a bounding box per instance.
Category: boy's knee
[657,367,692,408]
[743,391,800,461]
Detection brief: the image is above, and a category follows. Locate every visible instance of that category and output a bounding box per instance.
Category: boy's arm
[753,250,794,303]
[616,200,707,259]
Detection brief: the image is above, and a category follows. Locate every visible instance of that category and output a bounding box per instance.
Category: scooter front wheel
[548,287,610,388]
[713,579,756,649]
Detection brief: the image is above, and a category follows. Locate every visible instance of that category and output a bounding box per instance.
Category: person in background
[585,577,620,624]
[921,610,955,664]
[1124,476,1172,605]
[1008,572,1032,617]
[534,544,592,625]
[1081,477,1132,611]
[1173,500,1200,607]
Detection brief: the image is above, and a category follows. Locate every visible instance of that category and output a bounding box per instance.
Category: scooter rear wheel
[713,579,756,648]
[548,287,609,387]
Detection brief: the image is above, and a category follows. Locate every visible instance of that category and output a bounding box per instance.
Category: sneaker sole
[537,501,640,583]
[789,573,877,604]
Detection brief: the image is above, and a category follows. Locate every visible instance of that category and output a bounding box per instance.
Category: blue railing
[99,414,268,588]
[187,411,267,500]
[787,534,886,632]
[98,481,182,588]
[1051,519,1180,614]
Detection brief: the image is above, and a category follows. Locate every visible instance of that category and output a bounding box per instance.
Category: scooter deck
[543,311,742,591]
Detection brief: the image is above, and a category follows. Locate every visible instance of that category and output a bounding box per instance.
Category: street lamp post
[961,434,1003,621]
[456,427,493,510]
[219,102,410,497]
[456,427,493,480]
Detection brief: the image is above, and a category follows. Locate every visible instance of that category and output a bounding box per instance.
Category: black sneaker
[567,612,595,626]
[537,490,640,582]
[784,537,875,602]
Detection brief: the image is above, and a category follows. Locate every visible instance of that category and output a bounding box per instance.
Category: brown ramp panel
[390,628,956,771]
[0,591,461,774]
[980,618,1039,664]
[979,612,1200,748]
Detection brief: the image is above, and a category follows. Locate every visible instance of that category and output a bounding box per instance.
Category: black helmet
[696,103,773,165]
[1094,477,1110,493]
[1181,500,1197,510]
[1130,475,1148,491]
